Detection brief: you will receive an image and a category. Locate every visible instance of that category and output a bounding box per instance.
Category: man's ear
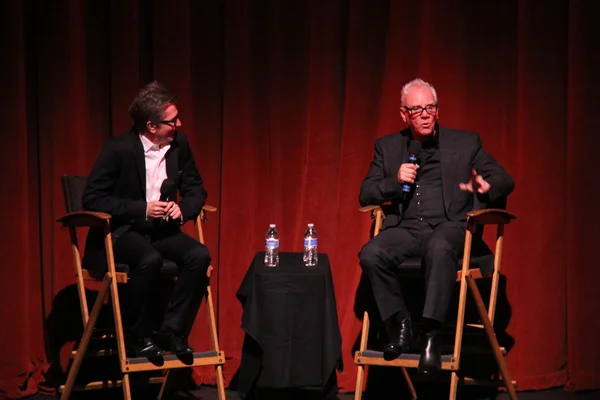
[146,121,156,133]
[399,108,408,124]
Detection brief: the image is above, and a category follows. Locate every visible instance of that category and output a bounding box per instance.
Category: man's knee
[359,241,390,272]
[137,252,163,274]
[182,245,211,274]
[423,238,458,265]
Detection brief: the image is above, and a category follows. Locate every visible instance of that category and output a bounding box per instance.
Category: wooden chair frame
[353,205,518,400]
[56,206,226,400]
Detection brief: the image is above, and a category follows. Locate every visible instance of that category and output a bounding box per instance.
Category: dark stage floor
[25,386,600,400]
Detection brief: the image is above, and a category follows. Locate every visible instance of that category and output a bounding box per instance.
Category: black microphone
[159,178,176,222]
[401,140,422,194]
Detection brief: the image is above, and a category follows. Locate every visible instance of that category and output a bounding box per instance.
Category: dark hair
[128,81,179,132]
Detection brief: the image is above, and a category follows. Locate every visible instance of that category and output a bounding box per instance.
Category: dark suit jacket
[359,126,514,231]
[82,130,207,278]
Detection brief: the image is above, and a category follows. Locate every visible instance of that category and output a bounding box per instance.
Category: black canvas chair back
[61,175,88,213]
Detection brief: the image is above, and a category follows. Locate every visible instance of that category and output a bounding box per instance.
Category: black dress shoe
[156,332,195,355]
[383,315,413,361]
[418,330,442,374]
[126,336,165,358]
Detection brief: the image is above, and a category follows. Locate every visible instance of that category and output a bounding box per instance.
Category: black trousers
[113,225,211,338]
[358,220,465,323]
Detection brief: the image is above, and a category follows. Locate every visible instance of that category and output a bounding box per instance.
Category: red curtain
[1,0,599,397]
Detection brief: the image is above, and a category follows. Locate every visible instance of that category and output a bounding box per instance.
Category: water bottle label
[304,238,317,247]
[266,238,279,248]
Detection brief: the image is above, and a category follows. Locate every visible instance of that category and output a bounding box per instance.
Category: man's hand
[164,201,183,221]
[397,163,419,184]
[146,201,168,219]
[459,169,491,194]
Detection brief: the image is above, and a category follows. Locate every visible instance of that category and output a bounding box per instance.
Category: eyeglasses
[403,104,438,117]
[158,114,179,128]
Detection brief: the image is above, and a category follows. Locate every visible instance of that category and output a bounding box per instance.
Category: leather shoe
[383,315,413,361]
[156,332,194,355]
[418,330,442,374]
[126,336,164,358]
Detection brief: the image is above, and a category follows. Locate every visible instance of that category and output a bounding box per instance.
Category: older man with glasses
[358,78,514,374]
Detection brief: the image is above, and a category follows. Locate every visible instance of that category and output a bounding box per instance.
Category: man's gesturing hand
[459,169,491,194]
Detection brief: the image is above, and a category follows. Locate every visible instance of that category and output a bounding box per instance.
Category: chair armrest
[466,208,517,225]
[359,205,387,223]
[359,200,392,213]
[57,211,111,228]
[359,204,389,221]
[202,204,217,212]
[359,205,381,213]
[198,204,218,223]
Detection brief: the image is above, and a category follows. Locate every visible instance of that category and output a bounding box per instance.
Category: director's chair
[56,175,226,400]
[354,201,518,400]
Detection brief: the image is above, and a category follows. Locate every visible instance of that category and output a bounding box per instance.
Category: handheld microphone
[159,178,176,222]
[401,140,422,193]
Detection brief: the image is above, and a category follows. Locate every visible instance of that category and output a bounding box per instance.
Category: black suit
[358,126,514,323]
[82,130,211,338]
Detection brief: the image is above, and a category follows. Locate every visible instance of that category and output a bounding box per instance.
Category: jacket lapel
[132,133,147,197]
[389,130,409,177]
[439,126,458,213]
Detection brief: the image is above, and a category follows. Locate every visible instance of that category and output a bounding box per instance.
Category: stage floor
[30,386,600,399]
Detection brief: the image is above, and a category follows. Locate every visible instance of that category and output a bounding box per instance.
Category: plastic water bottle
[303,223,318,267]
[264,224,279,267]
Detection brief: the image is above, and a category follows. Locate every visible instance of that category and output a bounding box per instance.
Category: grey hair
[401,78,438,106]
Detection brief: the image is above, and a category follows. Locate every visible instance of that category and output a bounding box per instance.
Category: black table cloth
[235,252,343,399]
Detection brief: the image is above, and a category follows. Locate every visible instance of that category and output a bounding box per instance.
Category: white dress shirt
[139,134,170,202]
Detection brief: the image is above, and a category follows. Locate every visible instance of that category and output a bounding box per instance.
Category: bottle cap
[308,223,314,227]
[269,224,276,228]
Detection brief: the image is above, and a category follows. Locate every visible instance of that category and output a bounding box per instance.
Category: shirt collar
[423,130,439,149]
[139,133,170,153]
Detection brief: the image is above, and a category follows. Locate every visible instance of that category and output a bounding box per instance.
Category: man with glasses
[82,81,210,357]
[358,78,514,374]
